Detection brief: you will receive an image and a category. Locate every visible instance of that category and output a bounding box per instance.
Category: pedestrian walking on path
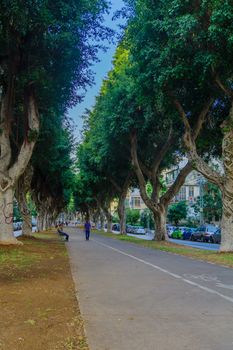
[84,220,91,240]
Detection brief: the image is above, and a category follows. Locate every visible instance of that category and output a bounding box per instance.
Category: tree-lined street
[1,1,233,349]
[68,228,233,350]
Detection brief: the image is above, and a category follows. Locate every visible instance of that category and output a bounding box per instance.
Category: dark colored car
[183,228,196,240]
[190,225,220,243]
[112,223,120,232]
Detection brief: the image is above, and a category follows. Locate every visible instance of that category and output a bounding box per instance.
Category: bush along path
[0,229,89,350]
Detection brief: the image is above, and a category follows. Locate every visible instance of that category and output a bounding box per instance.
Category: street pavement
[67,228,233,350]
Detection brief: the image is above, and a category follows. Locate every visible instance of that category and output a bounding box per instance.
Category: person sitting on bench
[57,223,69,241]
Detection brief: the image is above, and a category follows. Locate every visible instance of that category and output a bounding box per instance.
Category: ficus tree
[0,0,111,243]
[93,42,193,240]
[125,0,233,250]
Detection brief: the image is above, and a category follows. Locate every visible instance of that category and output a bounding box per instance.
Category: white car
[166,225,176,238]
[134,227,146,234]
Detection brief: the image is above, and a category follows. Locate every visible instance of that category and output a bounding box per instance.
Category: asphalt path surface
[67,228,233,350]
[169,238,220,251]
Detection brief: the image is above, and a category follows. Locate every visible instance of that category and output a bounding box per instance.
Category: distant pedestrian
[84,220,91,241]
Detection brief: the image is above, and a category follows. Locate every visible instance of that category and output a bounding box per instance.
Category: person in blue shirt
[84,220,91,240]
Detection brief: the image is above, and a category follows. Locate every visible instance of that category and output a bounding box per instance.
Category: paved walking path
[67,228,233,350]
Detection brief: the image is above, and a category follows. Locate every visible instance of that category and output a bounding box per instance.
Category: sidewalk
[67,227,233,350]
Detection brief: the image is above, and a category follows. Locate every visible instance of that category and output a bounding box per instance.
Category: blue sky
[68,0,125,140]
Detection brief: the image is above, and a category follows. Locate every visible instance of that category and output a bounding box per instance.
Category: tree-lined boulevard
[1,1,233,349]
[68,228,233,350]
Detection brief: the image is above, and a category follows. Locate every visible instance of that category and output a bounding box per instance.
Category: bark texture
[0,93,39,244]
[16,166,33,236]
[153,207,167,241]
[111,173,132,235]
[0,187,20,244]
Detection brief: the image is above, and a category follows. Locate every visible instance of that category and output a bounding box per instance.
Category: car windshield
[207,226,218,233]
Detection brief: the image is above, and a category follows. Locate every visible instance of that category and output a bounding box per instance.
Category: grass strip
[0,229,89,350]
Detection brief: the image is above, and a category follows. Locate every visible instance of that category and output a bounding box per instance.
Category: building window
[133,197,141,208]
[189,186,194,198]
[179,186,186,201]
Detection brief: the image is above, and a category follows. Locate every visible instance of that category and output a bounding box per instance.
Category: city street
[113,230,220,251]
[68,228,233,350]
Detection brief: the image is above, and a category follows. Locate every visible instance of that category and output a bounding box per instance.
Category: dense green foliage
[126,209,140,225]
[193,183,222,223]
[168,201,188,226]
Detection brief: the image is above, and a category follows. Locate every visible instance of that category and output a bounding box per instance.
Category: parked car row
[167,224,221,244]
[13,222,22,231]
[111,223,146,235]
[127,225,146,234]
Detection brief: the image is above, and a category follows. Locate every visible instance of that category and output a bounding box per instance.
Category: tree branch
[172,95,223,189]
[9,93,39,182]
[151,126,173,173]
[0,96,12,171]
[192,98,214,140]
[215,75,233,100]
[161,162,193,206]
[109,177,121,193]
[130,131,159,212]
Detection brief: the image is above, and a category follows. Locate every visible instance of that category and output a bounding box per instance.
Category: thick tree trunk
[103,209,112,232]
[220,126,233,251]
[0,187,21,244]
[17,193,32,236]
[107,215,112,233]
[153,207,167,241]
[0,93,39,244]
[22,212,32,236]
[15,165,33,236]
[100,211,105,230]
[37,213,43,232]
[118,196,126,235]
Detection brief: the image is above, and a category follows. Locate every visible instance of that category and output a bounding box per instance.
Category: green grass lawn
[93,230,233,268]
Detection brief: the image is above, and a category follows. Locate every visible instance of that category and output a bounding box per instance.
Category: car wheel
[209,236,214,244]
[190,235,194,241]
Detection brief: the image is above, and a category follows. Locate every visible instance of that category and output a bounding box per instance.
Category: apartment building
[126,188,147,211]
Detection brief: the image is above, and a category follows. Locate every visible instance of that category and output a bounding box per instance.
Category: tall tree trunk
[0,187,20,244]
[118,195,126,235]
[0,93,39,244]
[175,98,233,251]
[100,210,105,230]
[220,126,233,251]
[153,206,167,241]
[102,207,112,232]
[106,214,112,233]
[20,207,32,236]
[16,166,33,236]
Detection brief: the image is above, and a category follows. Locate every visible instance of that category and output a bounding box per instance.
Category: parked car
[166,225,176,238]
[112,223,120,232]
[133,227,146,234]
[183,228,197,240]
[126,225,134,233]
[209,229,221,243]
[171,228,183,239]
[13,221,22,231]
[190,225,220,243]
